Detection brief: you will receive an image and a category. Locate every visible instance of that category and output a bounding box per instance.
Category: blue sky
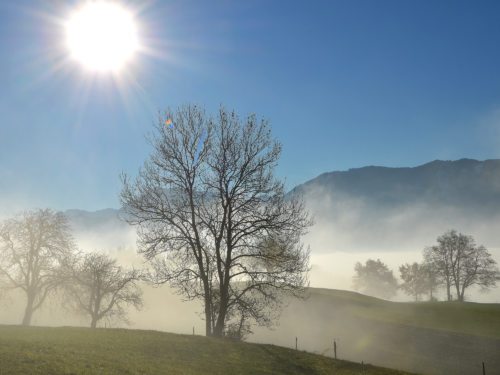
[1,0,500,213]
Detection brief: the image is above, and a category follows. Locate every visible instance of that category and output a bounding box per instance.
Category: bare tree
[0,209,75,325]
[121,104,311,337]
[65,252,142,328]
[424,230,499,302]
[353,259,398,299]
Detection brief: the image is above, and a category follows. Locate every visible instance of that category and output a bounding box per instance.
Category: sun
[65,2,139,72]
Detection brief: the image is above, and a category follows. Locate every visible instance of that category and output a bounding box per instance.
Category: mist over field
[1,159,500,375]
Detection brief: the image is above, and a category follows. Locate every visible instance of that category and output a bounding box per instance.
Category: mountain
[288,159,500,254]
[63,158,500,254]
[291,158,500,212]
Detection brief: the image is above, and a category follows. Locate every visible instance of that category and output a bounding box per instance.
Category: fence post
[483,362,486,375]
[333,339,337,359]
[295,337,298,350]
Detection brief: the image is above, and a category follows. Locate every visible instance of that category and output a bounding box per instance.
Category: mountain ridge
[291,158,500,212]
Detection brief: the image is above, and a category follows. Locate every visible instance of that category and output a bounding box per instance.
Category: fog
[1,191,499,374]
[3,184,500,331]
[302,185,500,302]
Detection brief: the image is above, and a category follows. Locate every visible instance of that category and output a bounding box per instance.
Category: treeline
[353,230,500,302]
[0,209,142,327]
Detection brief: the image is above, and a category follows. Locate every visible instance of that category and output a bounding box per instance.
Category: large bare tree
[121,104,311,337]
[424,230,499,301]
[65,252,142,328]
[0,209,75,325]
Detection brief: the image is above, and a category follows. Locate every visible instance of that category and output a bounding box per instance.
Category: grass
[309,288,500,339]
[0,325,414,375]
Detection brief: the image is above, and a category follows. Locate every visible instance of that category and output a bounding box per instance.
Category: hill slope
[0,325,412,375]
[251,288,500,375]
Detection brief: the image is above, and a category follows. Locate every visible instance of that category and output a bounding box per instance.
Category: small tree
[353,259,398,299]
[66,252,142,328]
[0,209,75,325]
[399,262,427,301]
[424,230,499,302]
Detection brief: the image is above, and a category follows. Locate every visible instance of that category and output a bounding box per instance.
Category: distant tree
[0,209,75,325]
[121,104,311,337]
[65,252,142,328]
[424,230,499,302]
[421,262,440,301]
[353,259,398,299]
[399,262,428,301]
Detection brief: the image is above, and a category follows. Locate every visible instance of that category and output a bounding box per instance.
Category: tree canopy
[353,258,398,300]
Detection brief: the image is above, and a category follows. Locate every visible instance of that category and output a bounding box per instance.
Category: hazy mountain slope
[65,159,500,253]
[288,159,500,255]
[291,158,500,211]
[65,158,500,237]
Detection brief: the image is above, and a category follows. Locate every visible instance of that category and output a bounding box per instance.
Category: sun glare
[65,2,139,72]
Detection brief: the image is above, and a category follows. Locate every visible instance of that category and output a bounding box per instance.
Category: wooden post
[333,339,337,359]
[192,326,195,335]
[295,337,298,350]
[483,362,486,375]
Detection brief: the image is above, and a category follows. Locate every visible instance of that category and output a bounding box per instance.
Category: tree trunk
[213,286,228,337]
[446,281,451,301]
[455,283,462,302]
[204,295,212,336]
[213,319,225,337]
[90,315,98,328]
[459,284,466,302]
[22,293,35,326]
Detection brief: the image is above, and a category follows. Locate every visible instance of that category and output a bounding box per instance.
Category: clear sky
[1,0,500,213]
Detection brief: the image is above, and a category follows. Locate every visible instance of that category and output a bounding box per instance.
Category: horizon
[3,157,500,214]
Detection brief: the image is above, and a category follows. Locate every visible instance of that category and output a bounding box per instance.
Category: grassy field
[252,288,500,375]
[1,291,499,375]
[0,325,414,375]
[310,288,500,339]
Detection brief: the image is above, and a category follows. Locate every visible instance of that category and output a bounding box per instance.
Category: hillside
[0,325,412,375]
[307,288,500,339]
[0,288,498,374]
[291,158,500,211]
[251,288,500,375]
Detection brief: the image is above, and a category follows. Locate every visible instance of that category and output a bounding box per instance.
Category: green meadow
[0,325,413,375]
